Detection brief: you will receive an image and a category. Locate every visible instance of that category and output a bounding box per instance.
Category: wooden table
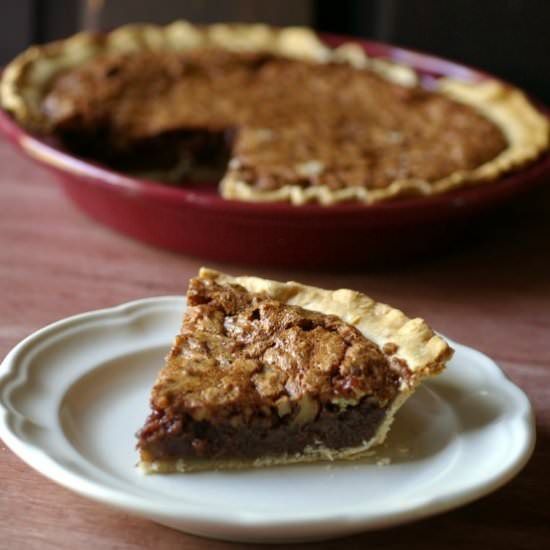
[1,135,549,549]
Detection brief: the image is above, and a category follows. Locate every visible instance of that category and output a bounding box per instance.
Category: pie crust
[137,268,453,472]
[2,21,547,205]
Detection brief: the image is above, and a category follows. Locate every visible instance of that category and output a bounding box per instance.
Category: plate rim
[0,296,536,534]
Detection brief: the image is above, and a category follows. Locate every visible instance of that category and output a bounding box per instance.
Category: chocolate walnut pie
[137,269,453,472]
[1,22,548,205]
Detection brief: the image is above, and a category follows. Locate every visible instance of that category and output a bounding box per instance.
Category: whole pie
[1,22,548,205]
[137,268,453,472]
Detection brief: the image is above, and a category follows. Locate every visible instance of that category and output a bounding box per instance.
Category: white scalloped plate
[0,297,535,543]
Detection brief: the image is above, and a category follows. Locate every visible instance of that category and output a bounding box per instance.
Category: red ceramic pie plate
[1,35,549,268]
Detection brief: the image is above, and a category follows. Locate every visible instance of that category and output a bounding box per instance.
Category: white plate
[0,297,535,543]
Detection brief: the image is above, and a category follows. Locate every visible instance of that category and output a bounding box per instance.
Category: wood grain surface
[1,136,549,549]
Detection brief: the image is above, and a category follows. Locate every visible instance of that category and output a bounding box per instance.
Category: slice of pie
[136,268,453,472]
[1,22,548,205]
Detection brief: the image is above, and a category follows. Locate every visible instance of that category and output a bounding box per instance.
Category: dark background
[2,0,549,102]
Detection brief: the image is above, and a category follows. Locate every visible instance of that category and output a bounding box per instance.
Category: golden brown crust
[199,268,452,383]
[432,79,549,192]
[154,275,400,414]
[3,21,545,205]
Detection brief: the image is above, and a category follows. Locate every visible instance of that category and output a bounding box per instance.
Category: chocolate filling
[58,128,234,184]
[138,397,389,460]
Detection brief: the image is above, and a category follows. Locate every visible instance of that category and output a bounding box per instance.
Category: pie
[136,268,453,472]
[2,22,547,205]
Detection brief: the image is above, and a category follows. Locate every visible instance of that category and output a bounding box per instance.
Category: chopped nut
[292,394,320,425]
[190,408,210,421]
[386,131,403,144]
[275,395,291,417]
[295,160,324,177]
[228,158,241,169]
[331,397,360,410]
[383,342,399,355]
[255,128,274,142]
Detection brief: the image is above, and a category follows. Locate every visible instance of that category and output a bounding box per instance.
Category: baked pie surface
[1,22,548,205]
[137,268,453,472]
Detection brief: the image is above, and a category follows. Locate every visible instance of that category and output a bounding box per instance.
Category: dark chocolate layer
[138,397,388,460]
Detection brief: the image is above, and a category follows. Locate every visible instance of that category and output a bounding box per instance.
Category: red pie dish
[1,27,548,267]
